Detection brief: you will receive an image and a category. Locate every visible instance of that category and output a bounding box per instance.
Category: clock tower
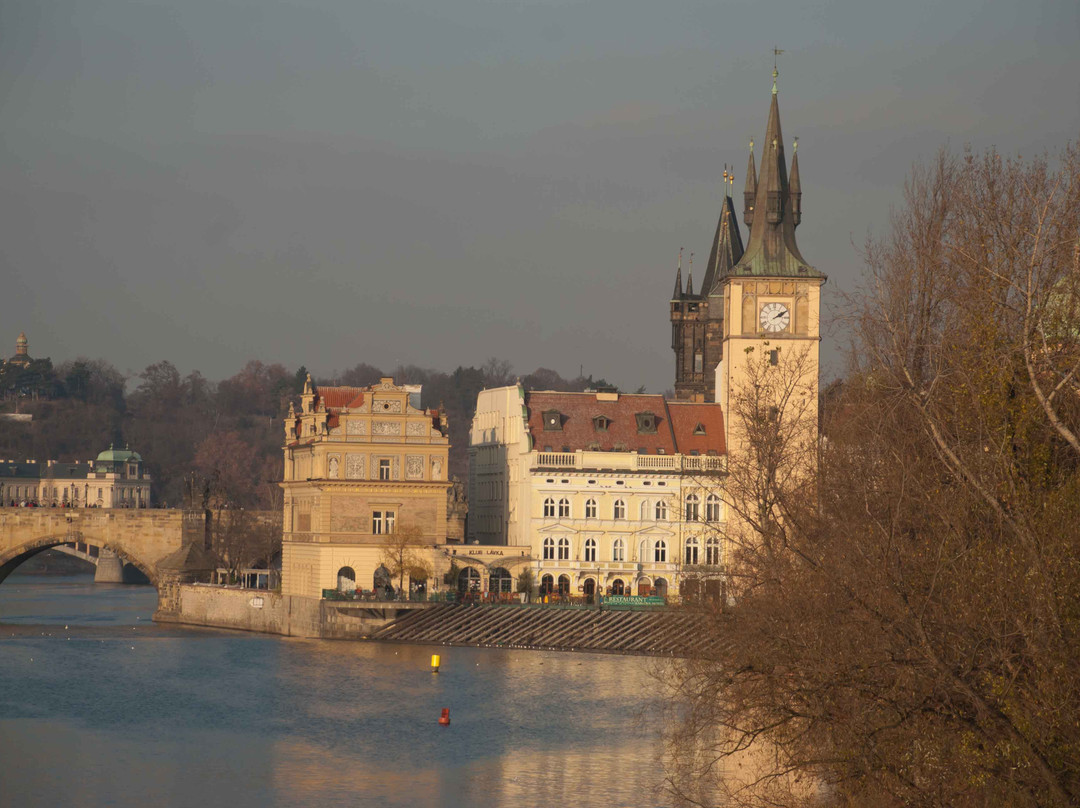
[715,70,826,462]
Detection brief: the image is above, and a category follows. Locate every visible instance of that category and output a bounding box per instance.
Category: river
[0,572,676,808]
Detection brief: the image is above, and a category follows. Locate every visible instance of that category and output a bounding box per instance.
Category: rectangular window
[379,459,392,480]
[372,510,396,534]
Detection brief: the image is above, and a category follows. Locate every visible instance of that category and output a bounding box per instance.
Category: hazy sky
[2,0,1078,392]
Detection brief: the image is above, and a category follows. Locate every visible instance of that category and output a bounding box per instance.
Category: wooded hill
[0,356,619,508]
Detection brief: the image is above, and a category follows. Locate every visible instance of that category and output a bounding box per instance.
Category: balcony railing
[532,451,725,474]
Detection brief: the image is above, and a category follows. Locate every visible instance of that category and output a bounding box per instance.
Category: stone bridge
[0,509,215,614]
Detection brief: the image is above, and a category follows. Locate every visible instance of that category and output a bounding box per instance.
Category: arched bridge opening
[0,535,158,590]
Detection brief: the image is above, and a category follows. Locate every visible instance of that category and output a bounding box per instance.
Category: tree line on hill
[0,356,618,508]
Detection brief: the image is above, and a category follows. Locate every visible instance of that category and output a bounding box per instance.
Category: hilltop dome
[96,445,142,463]
[7,331,32,367]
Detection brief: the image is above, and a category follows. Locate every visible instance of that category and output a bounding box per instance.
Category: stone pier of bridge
[0,508,215,602]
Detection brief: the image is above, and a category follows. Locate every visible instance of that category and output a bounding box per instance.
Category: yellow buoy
[431,654,441,672]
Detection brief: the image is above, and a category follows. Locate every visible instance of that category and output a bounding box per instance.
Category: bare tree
[662,143,1080,808]
[378,523,432,595]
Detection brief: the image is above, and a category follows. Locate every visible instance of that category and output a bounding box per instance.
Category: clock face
[759,302,790,333]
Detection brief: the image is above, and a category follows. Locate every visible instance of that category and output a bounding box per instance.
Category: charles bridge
[0,508,216,612]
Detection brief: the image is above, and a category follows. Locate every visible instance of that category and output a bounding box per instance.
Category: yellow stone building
[280,376,451,598]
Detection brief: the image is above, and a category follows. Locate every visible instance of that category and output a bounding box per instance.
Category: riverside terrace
[315,588,723,656]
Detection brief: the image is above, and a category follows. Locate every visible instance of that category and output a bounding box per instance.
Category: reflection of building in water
[0,445,151,508]
[267,644,675,806]
[280,375,451,597]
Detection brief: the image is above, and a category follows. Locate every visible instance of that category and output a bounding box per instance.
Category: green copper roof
[728,90,824,281]
[96,445,142,463]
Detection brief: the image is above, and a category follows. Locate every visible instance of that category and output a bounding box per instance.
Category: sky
[2,0,1078,393]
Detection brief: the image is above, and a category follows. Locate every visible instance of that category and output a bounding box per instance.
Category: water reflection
[0,575,673,807]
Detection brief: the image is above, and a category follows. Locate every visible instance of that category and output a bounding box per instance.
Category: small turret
[789,138,802,228]
[743,140,757,228]
[672,248,684,299]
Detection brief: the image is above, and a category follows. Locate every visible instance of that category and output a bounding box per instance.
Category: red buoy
[438,708,451,726]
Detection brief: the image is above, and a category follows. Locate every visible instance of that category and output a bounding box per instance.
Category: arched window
[706,536,721,566]
[654,577,669,598]
[654,539,667,563]
[706,494,721,522]
[655,500,668,521]
[685,493,700,521]
[337,566,356,593]
[639,500,650,521]
[558,498,571,518]
[612,538,625,562]
[684,537,700,565]
[543,537,555,560]
[585,499,597,519]
[584,537,597,562]
[557,574,571,594]
[613,499,626,520]
[489,567,513,594]
[638,539,648,563]
[611,578,626,595]
[458,566,481,593]
[540,574,554,595]
[543,497,556,518]
[557,537,570,561]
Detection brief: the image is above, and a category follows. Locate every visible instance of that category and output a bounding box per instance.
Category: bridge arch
[0,509,203,598]
[0,533,159,589]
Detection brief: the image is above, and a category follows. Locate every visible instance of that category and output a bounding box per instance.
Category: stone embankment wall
[155,584,397,639]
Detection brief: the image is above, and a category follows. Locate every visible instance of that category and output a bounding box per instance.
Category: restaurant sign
[604,595,666,607]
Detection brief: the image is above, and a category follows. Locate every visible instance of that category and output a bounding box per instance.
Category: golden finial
[678,246,683,268]
[772,48,784,94]
[793,136,799,152]
[749,137,754,153]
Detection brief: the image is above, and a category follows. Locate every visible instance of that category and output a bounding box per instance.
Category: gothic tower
[716,69,826,462]
[670,179,744,402]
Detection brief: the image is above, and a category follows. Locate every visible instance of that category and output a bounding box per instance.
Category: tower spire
[743,138,758,227]
[731,72,821,278]
[686,253,694,296]
[672,248,684,299]
[702,184,746,293]
[789,137,802,228]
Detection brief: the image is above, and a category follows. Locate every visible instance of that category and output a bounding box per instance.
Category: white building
[0,446,151,508]
[468,386,727,601]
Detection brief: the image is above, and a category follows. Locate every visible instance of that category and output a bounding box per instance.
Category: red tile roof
[524,391,725,455]
[666,402,726,455]
[317,387,365,410]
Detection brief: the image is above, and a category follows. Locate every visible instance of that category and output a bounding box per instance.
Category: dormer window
[693,423,707,435]
[592,415,611,432]
[636,412,658,434]
[542,410,563,431]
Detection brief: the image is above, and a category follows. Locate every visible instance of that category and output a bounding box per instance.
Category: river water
[0,573,676,808]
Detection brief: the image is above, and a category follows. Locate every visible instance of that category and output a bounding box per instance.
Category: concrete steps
[372,604,722,657]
